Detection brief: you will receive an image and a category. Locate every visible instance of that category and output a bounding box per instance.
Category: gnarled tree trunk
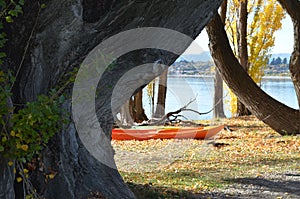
[277,0,300,109]
[206,13,300,135]
[2,1,223,198]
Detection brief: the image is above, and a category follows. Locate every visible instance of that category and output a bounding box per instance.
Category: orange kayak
[112,125,224,140]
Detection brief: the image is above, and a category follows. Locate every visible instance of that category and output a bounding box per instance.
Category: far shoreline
[167,74,292,80]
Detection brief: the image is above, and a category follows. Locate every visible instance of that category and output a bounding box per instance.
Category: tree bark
[238,0,248,72]
[213,0,227,119]
[154,69,168,118]
[213,69,226,118]
[133,90,148,123]
[0,97,14,199]
[2,1,223,198]
[277,0,300,109]
[206,13,300,135]
[119,100,134,126]
[237,0,251,116]
[0,157,14,199]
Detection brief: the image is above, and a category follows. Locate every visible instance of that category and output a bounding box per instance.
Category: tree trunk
[119,100,134,126]
[154,69,168,118]
[0,157,15,199]
[133,90,148,123]
[213,0,227,119]
[152,80,156,117]
[290,18,300,108]
[237,0,251,116]
[0,97,14,199]
[238,0,248,72]
[290,20,300,108]
[2,1,223,198]
[206,13,300,135]
[213,70,226,118]
[277,0,300,109]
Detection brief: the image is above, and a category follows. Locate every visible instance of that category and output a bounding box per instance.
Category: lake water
[143,76,298,120]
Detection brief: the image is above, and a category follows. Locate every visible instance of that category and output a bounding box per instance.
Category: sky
[193,15,293,54]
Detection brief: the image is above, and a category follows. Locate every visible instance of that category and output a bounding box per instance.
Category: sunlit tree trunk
[154,69,168,118]
[213,0,227,119]
[207,13,300,135]
[237,0,251,116]
[277,0,300,109]
[151,80,156,117]
[133,90,148,123]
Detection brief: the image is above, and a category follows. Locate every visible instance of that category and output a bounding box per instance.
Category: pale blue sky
[194,15,293,54]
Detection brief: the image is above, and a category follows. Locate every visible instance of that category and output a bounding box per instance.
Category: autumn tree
[247,0,285,82]
[225,0,285,115]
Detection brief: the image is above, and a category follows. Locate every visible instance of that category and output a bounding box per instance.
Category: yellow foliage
[21,144,29,151]
[2,136,7,142]
[10,131,15,137]
[225,0,285,112]
[146,81,154,99]
[224,84,237,116]
[48,174,55,179]
[248,0,285,83]
[16,177,22,182]
[8,161,13,166]
[229,90,237,116]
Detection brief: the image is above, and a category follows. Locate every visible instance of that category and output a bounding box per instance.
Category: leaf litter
[112,116,300,198]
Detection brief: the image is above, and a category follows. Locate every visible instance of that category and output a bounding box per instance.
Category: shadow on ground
[127,182,193,199]
[226,175,300,197]
[128,173,300,199]
[127,182,241,199]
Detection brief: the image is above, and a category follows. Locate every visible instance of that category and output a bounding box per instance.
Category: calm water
[143,76,298,120]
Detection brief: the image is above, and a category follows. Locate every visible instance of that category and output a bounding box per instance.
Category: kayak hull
[112,125,224,140]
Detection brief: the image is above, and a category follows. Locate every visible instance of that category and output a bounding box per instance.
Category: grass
[112,116,300,198]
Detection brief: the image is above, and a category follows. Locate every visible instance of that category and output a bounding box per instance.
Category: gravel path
[197,171,300,199]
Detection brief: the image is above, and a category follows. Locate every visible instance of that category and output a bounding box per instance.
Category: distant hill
[176,51,212,62]
[176,51,291,63]
[172,51,291,76]
[176,51,291,62]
